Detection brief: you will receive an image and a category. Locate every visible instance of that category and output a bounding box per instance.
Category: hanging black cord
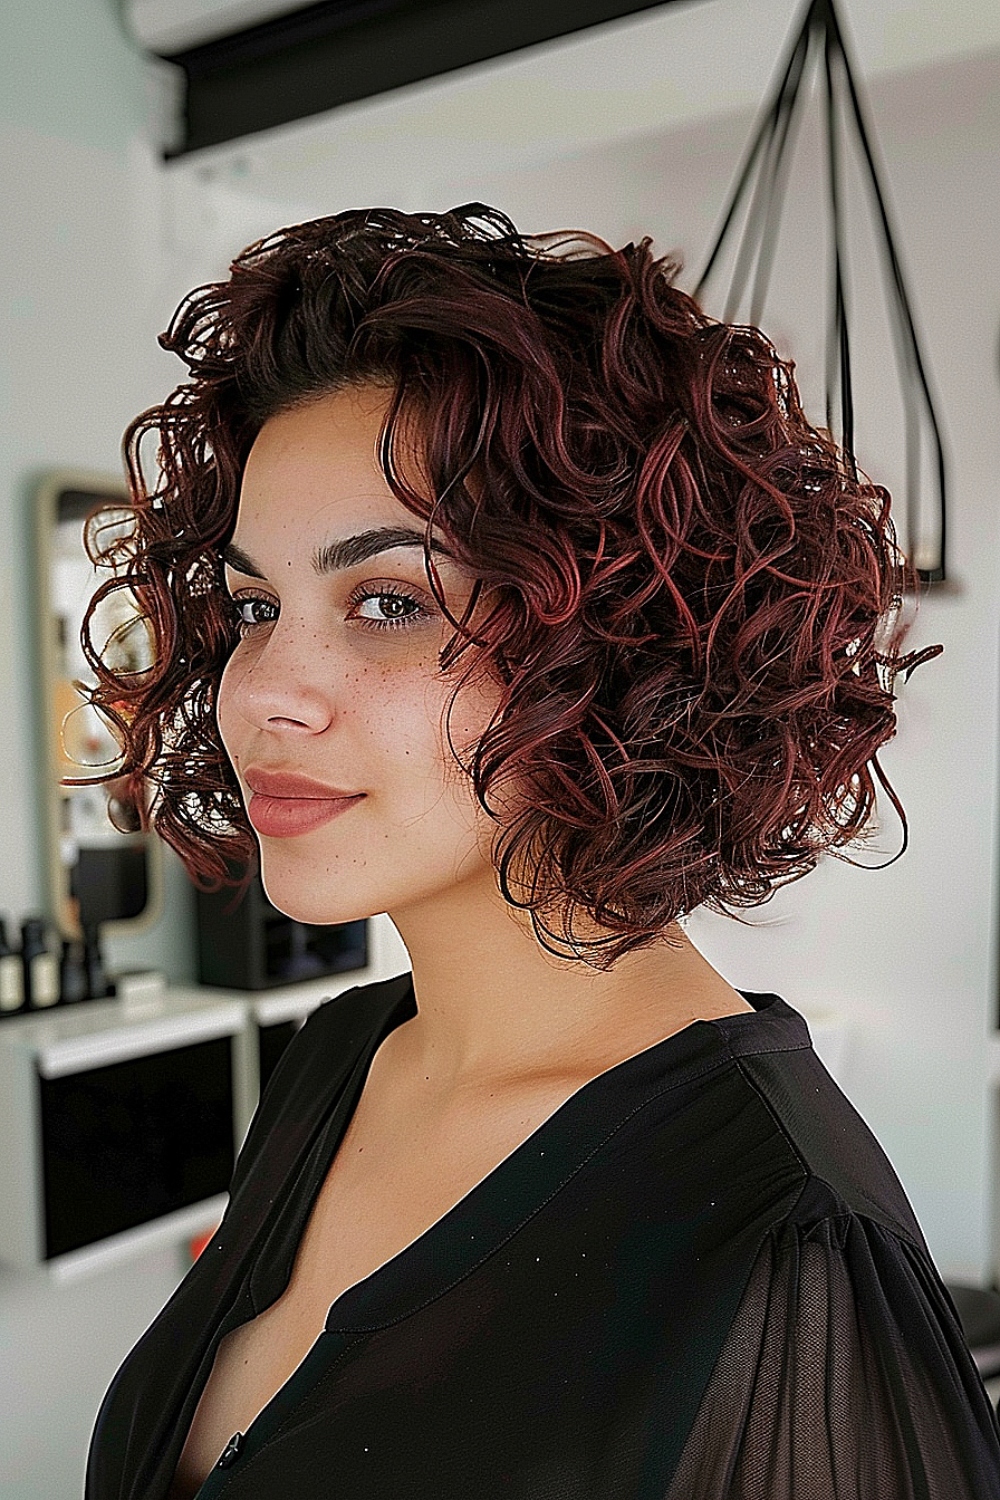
[823,18,856,476]
[693,14,809,304]
[726,22,811,323]
[747,35,810,327]
[692,0,948,583]
[821,0,947,580]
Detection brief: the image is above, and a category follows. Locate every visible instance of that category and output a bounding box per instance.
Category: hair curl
[71,202,942,969]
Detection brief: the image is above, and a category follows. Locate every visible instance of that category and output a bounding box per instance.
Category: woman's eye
[347,584,433,632]
[226,585,432,637]
[230,594,278,633]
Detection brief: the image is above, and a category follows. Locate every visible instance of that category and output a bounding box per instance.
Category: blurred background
[2,1,1000,1493]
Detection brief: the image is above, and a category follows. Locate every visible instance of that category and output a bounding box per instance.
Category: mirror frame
[35,468,164,943]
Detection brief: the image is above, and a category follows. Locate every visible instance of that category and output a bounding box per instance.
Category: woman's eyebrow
[222,527,456,579]
[315,527,458,573]
[222,542,266,577]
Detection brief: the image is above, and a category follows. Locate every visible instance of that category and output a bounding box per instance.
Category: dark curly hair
[70,202,942,969]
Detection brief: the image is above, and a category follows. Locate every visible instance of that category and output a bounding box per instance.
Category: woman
[83,204,1000,1498]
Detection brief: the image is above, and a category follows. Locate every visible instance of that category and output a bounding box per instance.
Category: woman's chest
[166,1158,430,1495]
[168,1074,582,1498]
[168,1163,436,1492]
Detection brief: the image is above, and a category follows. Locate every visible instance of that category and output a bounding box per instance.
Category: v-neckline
[248,974,804,1335]
[187,975,809,1498]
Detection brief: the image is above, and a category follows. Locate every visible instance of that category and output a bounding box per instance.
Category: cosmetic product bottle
[59,937,89,1004]
[0,915,24,1015]
[21,917,60,1010]
[82,923,110,1000]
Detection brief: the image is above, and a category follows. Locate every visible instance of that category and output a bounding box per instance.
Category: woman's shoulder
[626,989,929,1256]
[305,968,416,1039]
[728,1016,929,1251]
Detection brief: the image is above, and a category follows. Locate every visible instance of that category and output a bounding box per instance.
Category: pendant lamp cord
[692,0,947,584]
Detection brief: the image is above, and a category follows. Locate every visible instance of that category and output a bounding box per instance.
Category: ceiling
[153,0,680,155]
[160,0,1000,239]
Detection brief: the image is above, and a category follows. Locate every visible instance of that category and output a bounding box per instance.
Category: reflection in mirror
[36,471,163,951]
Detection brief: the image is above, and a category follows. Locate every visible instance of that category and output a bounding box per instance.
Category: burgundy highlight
[72,203,942,968]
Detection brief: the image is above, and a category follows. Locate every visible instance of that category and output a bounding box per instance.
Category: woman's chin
[257,871,368,929]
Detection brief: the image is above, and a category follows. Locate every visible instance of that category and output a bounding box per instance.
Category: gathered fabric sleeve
[666,1200,1000,1499]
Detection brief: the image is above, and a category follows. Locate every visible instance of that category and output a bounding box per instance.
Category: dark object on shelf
[21,916,59,1010]
[0,913,25,1015]
[944,1281,1000,1382]
[82,922,110,1000]
[195,866,368,990]
[50,924,108,1005]
[692,0,948,584]
[70,843,148,929]
[59,938,89,1004]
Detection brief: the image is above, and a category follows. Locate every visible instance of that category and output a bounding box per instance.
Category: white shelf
[0,988,244,1067]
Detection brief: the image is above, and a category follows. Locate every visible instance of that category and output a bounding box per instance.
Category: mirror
[35,470,163,943]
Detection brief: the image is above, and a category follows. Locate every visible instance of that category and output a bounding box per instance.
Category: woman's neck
[385,866,751,1093]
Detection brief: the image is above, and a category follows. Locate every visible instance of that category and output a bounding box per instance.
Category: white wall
[0,6,206,1498]
[0,12,200,982]
[2,1,1000,1495]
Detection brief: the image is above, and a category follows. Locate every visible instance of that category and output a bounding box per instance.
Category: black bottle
[21,917,60,1010]
[59,937,89,1004]
[82,923,109,1000]
[0,915,24,1015]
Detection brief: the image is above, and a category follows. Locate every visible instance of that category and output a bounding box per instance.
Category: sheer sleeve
[667,1199,1000,1499]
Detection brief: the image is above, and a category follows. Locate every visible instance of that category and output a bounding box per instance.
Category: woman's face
[216,384,504,928]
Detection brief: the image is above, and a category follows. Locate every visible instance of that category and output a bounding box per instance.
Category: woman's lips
[247,792,364,838]
[243,766,360,799]
[242,764,366,838]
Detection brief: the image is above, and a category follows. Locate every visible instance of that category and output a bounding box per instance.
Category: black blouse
[86,972,1000,1499]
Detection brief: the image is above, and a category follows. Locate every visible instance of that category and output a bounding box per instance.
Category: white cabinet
[0,914,411,1281]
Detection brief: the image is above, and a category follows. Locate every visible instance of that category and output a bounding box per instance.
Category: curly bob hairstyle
[73,202,941,969]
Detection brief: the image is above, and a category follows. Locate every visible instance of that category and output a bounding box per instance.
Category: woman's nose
[225,619,335,733]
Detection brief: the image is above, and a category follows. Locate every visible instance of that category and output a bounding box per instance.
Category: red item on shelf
[188,1225,219,1263]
